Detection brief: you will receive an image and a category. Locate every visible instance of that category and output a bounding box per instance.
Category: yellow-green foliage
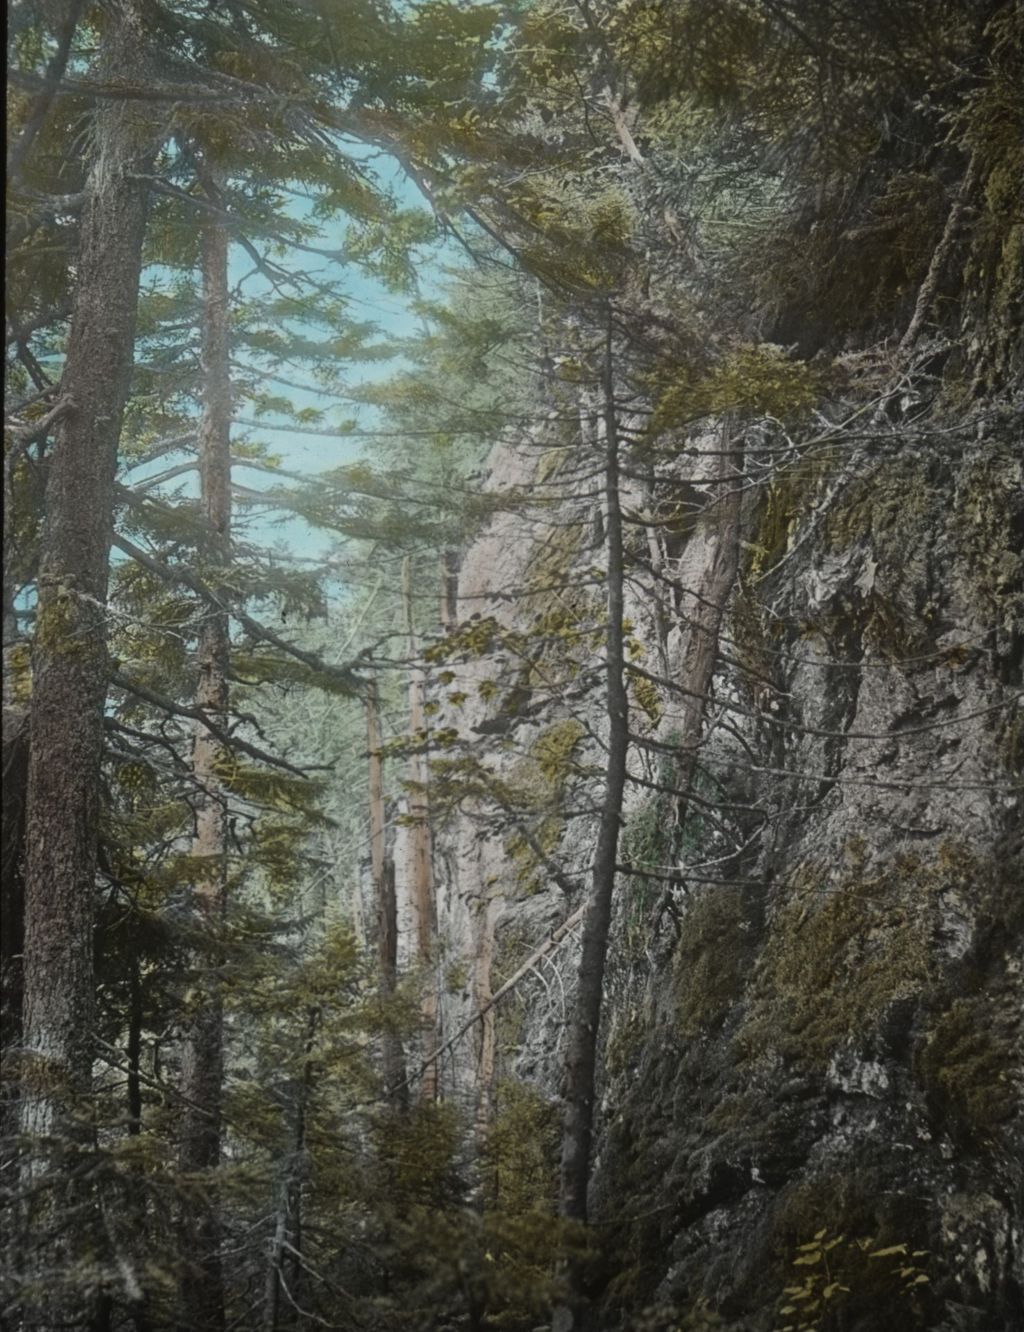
[631,673,662,725]
[373,1101,463,1207]
[630,669,663,727]
[774,1229,930,1332]
[652,344,820,434]
[510,179,635,293]
[443,956,470,995]
[34,584,93,662]
[484,1080,559,1215]
[955,2,1024,385]
[744,455,836,581]
[505,719,585,894]
[5,642,31,702]
[735,850,961,1068]
[531,717,585,784]
[424,614,502,663]
[523,518,586,613]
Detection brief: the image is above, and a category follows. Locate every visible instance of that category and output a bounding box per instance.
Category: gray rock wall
[419,407,1022,1329]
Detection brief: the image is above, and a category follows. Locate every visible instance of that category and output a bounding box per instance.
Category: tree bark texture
[18,4,161,1323]
[367,679,407,1106]
[1,705,29,1145]
[558,327,629,1231]
[263,1007,318,1332]
[177,165,231,1332]
[472,894,502,1147]
[401,558,439,1103]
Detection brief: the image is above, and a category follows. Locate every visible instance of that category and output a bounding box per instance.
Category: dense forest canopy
[3,1,1022,1330]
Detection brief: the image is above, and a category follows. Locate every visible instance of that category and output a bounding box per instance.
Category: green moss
[916,993,1020,1131]
[826,456,936,557]
[744,457,834,582]
[1000,707,1024,775]
[730,585,782,699]
[619,791,674,959]
[951,446,1024,628]
[859,592,934,661]
[673,888,752,1038]
[531,718,585,783]
[735,851,954,1068]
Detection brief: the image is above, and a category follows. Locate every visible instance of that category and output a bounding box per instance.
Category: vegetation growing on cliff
[4,0,1022,1328]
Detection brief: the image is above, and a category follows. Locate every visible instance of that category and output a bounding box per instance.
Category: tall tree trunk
[263,1007,318,1332]
[401,558,438,1103]
[177,162,231,1332]
[126,960,144,1137]
[473,894,502,1148]
[558,322,629,1241]
[440,548,459,631]
[1,701,28,1149]
[367,678,407,1106]
[17,5,159,1324]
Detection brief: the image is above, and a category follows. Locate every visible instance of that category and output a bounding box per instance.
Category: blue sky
[141,149,463,569]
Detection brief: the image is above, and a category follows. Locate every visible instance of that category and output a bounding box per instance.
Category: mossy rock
[826,454,940,559]
[950,444,1024,629]
[743,457,836,581]
[673,888,755,1039]
[916,992,1020,1134]
[733,849,973,1070]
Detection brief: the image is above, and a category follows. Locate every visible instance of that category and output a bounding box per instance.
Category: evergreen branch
[110,530,363,693]
[110,671,314,778]
[4,394,75,446]
[6,0,88,180]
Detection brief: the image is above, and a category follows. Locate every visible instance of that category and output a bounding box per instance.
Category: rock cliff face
[400,387,1022,1328]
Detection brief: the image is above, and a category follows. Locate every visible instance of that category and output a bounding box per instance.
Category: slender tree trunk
[401,558,438,1103]
[126,961,144,1137]
[263,1006,318,1332]
[558,322,629,1244]
[367,679,407,1106]
[17,6,159,1324]
[440,548,459,631]
[178,163,231,1332]
[473,894,502,1147]
[1,690,28,1149]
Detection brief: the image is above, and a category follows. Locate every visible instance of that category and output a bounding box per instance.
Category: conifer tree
[176,156,233,1332]
[16,5,165,1322]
